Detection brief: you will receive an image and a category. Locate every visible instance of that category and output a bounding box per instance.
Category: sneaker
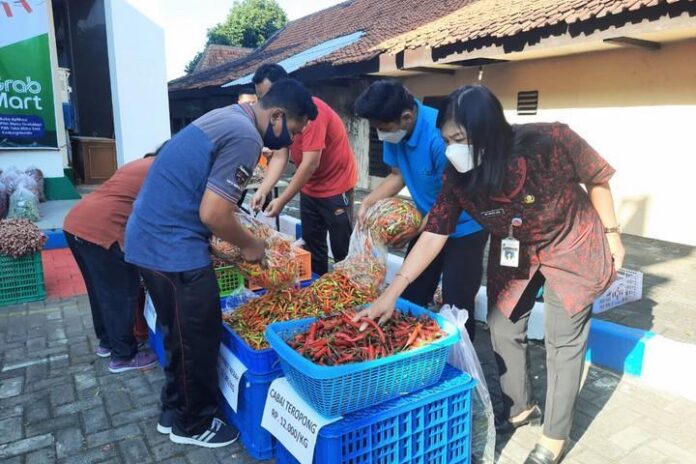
[157,409,175,434]
[169,417,240,448]
[96,346,111,358]
[108,351,158,373]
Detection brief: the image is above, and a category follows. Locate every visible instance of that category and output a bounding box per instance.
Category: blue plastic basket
[275,365,474,464]
[220,275,318,376]
[221,369,283,460]
[265,299,460,417]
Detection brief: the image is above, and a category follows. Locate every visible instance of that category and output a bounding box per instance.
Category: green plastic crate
[0,252,46,307]
[215,265,244,297]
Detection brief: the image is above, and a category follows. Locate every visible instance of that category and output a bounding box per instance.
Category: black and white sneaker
[157,409,175,434]
[169,418,239,448]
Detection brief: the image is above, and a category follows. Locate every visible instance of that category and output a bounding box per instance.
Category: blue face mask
[263,113,292,150]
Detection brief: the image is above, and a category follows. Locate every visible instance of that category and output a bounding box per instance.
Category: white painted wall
[403,40,696,245]
[104,0,170,166]
[0,0,67,178]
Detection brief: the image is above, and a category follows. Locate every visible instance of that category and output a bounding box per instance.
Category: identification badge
[144,293,157,332]
[501,237,520,268]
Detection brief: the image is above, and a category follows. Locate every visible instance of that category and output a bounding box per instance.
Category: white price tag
[261,378,341,464]
[217,344,248,412]
[144,293,157,332]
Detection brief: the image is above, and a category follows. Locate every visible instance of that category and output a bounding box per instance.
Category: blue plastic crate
[148,326,167,367]
[221,369,283,461]
[265,299,460,417]
[220,275,318,376]
[275,365,474,464]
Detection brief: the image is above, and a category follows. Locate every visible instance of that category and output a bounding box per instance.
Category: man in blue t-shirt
[354,80,489,340]
[125,79,317,448]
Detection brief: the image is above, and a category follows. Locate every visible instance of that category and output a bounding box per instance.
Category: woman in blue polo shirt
[354,80,488,340]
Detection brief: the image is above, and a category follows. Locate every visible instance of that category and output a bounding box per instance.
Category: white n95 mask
[445,143,481,173]
[377,129,407,144]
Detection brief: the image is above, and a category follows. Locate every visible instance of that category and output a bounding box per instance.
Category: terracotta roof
[169,0,691,91]
[194,44,254,72]
[379,0,695,54]
[169,0,473,91]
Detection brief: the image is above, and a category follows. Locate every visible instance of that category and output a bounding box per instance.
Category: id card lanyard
[501,216,522,268]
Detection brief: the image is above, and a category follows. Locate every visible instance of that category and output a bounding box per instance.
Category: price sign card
[217,344,248,411]
[261,378,341,463]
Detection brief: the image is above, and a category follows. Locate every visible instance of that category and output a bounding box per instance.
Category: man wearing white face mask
[354,80,488,340]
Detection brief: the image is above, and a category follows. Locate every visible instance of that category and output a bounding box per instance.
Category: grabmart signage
[0,0,58,149]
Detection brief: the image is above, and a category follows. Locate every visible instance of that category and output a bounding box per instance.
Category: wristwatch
[604,225,621,234]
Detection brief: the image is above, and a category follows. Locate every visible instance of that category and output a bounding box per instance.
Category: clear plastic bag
[363,197,422,247]
[440,305,496,464]
[223,287,260,313]
[0,167,24,194]
[333,228,388,298]
[8,183,41,222]
[235,233,300,290]
[210,213,275,263]
[25,167,45,202]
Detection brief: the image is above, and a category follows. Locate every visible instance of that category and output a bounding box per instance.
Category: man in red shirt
[251,64,357,275]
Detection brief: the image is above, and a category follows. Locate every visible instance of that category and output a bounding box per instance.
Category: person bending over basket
[354,80,488,340]
[125,79,317,449]
[357,85,625,464]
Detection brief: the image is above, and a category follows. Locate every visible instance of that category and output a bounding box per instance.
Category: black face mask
[263,114,292,150]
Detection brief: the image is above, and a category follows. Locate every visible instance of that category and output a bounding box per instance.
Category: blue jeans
[65,232,139,361]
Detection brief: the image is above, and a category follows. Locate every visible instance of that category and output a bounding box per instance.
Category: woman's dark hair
[259,78,318,120]
[143,140,168,158]
[252,63,288,84]
[437,85,514,196]
[353,80,415,122]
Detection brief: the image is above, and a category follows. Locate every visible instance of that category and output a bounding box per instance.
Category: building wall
[313,82,371,189]
[104,0,170,166]
[402,40,696,245]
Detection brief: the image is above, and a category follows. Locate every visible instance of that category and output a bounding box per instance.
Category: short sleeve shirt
[63,158,154,250]
[289,97,357,198]
[125,105,262,272]
[382,100,481,238]
[425,123,616,316]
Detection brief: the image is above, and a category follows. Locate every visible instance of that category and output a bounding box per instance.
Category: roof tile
[170,0,693,91]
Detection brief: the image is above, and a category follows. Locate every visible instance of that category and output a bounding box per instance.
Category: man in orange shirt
[251,64,357,275]
[63,148,164,373]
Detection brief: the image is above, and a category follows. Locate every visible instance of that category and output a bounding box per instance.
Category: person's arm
[587,182,625,269]
[200,189,265,262]
[354,232,448,327]
[559,124,625,270]
[264,150,321,217]
[357,168,405,225]
[251,148,289,211]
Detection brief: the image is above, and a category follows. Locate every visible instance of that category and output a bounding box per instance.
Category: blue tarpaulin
[222,31,365,88]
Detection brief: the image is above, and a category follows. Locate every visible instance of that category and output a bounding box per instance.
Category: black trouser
[401,230,489,341]
[488,272,592,439]
[139,265,221,436]
[300,190,354,276]
[64,232,139,361]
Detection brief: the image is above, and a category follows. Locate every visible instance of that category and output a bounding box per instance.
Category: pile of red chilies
[288,310,445,366]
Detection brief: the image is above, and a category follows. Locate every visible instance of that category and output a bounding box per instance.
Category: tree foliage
[185,0,287,74]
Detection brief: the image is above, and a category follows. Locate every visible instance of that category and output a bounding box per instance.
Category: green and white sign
[0,0,58,149]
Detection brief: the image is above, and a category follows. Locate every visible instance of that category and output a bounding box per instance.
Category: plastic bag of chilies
[332,227,388,299]
[440,305,496,464]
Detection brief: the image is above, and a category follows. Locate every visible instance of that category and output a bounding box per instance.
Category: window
[517,91,539,116]
[368,127,390,177]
